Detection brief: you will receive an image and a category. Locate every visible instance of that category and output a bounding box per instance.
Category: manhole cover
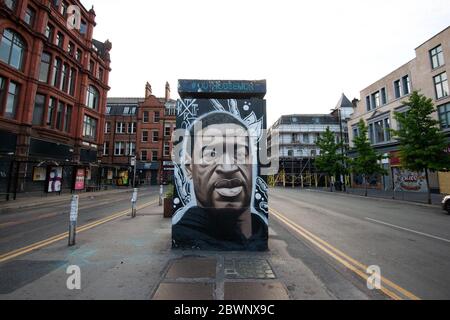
[224,259,276,279]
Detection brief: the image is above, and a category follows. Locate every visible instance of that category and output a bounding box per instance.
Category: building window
[0,29,26,71]
[0,77,4,112]
[154,111,160,123]
[89,60,94,73]
[371,91,381,109]
[64,105,72,132]
[24,7,36,27]
[98,68,104,81]
[394,80,402,99]
[369,117,391,144]
[5,0,17,11]
[60,1,68,16]
[126,142,136,156]
[366,96,371,111]
[51,57,62,87]
[38,52,51,83]
[45,24,54,41]
[141,150,148,161]
[434,72,449,100]
[116,122,126,133]
[4,81,19,119]
[143,111,149,123]
[47,97,56,126]
[76,49,82,62]
[105,122,111,133]
[114,142,125,156]
[151,150,158,162]
[32,94,45,125]
[164,142,170,157]
[152,131,159,143]
[103,142,109,156]
[142,131,149,142]
[438,103,450,129]
[128,122,136,134]
[381,87,387,105]
[60,63,68,91]
[67,42,74,55]
[402,75,411,95]
[430,45,444,69]
[80,20,87,35]
[164,124,171,137]
[55,32,64,48]
[86,85,99,109]
[303,133,310,144]
[68,68,76,96]
[56,101,64,130]
[352,126,359,139]
[83,115,97,139]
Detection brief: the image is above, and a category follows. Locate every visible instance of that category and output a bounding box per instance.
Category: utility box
[172,80,269,251]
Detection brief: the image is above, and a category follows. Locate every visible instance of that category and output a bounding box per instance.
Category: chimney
[165,82,171,101]
[145,82,152,98]
[351,98,359,108]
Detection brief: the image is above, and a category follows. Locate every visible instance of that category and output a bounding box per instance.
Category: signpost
[68,195,79,246]
[131,188,138,218]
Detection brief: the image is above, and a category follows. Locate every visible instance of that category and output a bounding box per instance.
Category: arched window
[86,85,99,110]
[0,29,26,71]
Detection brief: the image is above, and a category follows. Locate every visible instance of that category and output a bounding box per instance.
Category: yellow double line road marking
[0,199,158,264]
[270,207,420,300]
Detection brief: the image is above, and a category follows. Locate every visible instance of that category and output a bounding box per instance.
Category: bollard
[68,195,79,246]
[131,188,138,218]
[159,184,163,206]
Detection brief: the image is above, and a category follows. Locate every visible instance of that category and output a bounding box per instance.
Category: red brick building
[103,82,176,186]
[0,0,111,199]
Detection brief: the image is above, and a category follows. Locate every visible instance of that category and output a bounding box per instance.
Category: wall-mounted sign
[74,168,85,190]
[107,170,113,180]
[33,167,46,181]
[47,167,63,193]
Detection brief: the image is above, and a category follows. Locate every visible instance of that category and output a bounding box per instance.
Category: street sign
[131,157,136,166]
[70,195,79,222]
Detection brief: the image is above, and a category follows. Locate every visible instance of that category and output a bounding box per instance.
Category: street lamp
[332,107,347,192]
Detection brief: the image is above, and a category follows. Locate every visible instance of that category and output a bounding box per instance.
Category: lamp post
[337,108,347,192]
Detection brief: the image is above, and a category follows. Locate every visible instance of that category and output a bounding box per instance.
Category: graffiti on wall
[393,168,428,192]
[172,98,268,251]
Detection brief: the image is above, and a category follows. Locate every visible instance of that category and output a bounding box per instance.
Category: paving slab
[152,283,214,300]
[166,257,217,280]
[224,282,290,300]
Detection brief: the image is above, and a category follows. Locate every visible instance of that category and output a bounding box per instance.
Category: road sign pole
[159,184,163,206]
[68,195,79,246]
[131,188,138,218]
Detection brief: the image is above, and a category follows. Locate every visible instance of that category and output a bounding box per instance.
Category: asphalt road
[0,187,160,256]
[270,187,450,300]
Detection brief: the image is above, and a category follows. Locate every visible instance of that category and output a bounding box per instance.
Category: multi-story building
[103,82,176,186]
[0,0,111,199]
[267,94,354,187]
[347,26,450,193]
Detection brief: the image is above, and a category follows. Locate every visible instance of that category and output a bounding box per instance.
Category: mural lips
[214,178,244,198]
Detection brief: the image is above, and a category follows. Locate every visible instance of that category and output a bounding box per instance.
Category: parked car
[442,195,450,214]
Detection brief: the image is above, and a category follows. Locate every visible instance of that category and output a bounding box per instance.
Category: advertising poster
[33,167,46,181]
[74,168,85,190]
[172,84,268,251]
[393,168,428,192]
[86,168,91,181]
[117,170,129,186]
[107,170,113,180]
[47,167,63,193]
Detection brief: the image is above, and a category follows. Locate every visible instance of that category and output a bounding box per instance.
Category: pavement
[0,189,385,300]
[307,187,444,206]
[1,187,449,300]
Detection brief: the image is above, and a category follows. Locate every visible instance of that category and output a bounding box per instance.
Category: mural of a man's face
[187,121,253,212]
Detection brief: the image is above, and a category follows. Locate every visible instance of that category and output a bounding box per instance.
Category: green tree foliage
[392,91,450,204]
[351,120,387,196]
[315,127,346,191]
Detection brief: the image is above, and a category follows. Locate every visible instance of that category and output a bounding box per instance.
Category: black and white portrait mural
[172,85,268,251]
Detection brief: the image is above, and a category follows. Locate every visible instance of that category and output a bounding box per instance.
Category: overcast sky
[81,0,450,126]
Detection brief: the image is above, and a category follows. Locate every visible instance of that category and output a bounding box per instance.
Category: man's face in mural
[187,122,253,212]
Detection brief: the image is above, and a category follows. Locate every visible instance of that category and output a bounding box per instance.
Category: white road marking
[365,217,450,244]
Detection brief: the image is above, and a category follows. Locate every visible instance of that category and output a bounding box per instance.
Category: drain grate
[224,258,276,279]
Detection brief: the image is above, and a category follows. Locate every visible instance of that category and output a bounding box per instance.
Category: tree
[351,120,387,197]
[392,91,450,204]
[315,127,346,192]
